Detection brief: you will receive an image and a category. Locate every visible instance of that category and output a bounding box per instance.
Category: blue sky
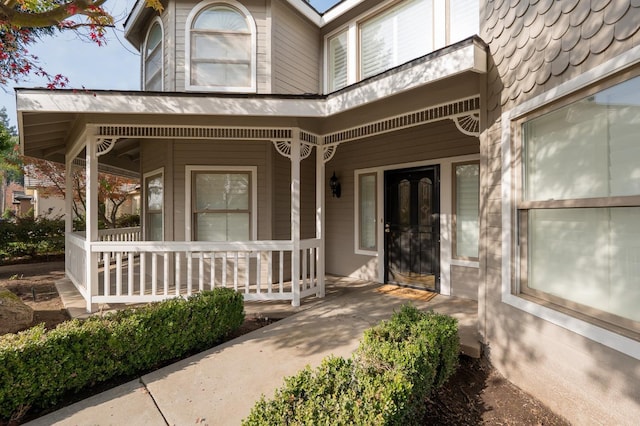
[0,0,340,128]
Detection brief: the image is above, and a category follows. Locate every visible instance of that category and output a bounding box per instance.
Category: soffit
[18,37,486,168]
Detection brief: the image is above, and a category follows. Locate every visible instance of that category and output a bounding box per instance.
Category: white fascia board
[285,0,322,26]
[16,91,325,118]
[124,0,147,44]
[319,0,366,25]
[325,43,484,115]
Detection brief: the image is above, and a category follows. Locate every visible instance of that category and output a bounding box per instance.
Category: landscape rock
[0,289,33,334]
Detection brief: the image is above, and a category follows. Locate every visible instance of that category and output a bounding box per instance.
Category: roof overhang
[17,37,486,166]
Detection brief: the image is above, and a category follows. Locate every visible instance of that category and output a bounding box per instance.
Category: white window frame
[143,167,164,241]
[143,17,164,91]
[452,160,479,261]
[501,44,640,360]
[185,165,257,241]
[354,169,380,255]
[322,0,479,93]
[184,0,257,93]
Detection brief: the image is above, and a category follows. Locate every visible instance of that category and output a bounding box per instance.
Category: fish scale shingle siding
[484,0,640,121]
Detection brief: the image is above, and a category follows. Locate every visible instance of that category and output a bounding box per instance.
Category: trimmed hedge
[0,288,244,420]
[0,216,65,261]
[243,305,459,425]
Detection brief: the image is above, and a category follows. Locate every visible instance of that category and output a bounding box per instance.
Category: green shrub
[0,288,245,420]
[243,305,459,426]
[0,216,65,260]
[115,213,140,228]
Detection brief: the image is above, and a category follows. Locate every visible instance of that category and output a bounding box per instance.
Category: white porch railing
[98,226,142,242]
[64,234,323,311]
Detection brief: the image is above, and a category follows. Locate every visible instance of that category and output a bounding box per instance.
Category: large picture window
[186,1,256,92]
[517,74,640,334]
[359,0,433,79]
[191,170,252,241]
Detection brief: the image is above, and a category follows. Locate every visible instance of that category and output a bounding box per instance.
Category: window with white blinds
[144,22,163,91]
[187,3,256,91]
[328,30,348,92]
[449,0,479,44]
[359,0,433,79]
[519,74,640,332]
[454,162,479,259]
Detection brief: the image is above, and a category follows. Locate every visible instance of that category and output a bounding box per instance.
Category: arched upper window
[144,19,163,91]
[186,1,257,92]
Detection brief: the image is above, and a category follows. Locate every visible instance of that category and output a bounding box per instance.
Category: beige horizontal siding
[271,0,320,94]
[450,265,478,300]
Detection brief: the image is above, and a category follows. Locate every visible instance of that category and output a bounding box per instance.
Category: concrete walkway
[27,277,480,425]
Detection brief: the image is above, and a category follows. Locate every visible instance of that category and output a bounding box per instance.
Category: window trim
[354,171,378,255]
[185,165,257,242]
[143,17,164,91]
[143,168,164,241]
[184,0,257,93]
[501,45,640,360]
[451,160,479,261]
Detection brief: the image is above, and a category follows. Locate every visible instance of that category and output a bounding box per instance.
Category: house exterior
[15,0,640,423]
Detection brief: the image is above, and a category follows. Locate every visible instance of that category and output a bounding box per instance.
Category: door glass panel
[418,177,432,229]
[399,179,410,227]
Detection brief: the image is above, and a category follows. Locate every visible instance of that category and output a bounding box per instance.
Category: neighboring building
[16,0,640,423]
[2,181,31,217]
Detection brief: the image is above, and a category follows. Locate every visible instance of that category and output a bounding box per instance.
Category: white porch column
[291,130,301,307]
[315,144,325,298]
[64,154,73,278]
[84,129,99,313]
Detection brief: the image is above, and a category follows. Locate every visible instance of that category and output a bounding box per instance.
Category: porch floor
[42,275,480,425]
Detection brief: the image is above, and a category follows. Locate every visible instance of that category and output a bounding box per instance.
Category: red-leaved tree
[0,0,163,87]
[25,157,139,228]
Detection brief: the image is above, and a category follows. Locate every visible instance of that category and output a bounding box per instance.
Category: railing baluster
[104,252,110,296]
[210,252,216,289]
[140,252,146,296]
[233,252,239,292]
[256,252,262,294]
[116,253,122,296]
[152,253,157,295]
[175,252,181,296]
[163,253,169,295]
[310,247,315,290]
[128,252,134,296]
[199,252,205,292]
[222,252,227,287]
[279,250,284,293]
[245,251,250,294]
[267,251,273,294]
[302,249,308,290]
[187,252,193,296]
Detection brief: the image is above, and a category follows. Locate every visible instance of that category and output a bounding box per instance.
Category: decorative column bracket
[96,137,118,157]
[451,113,480,137]
[322,145,338,164]
[272,140,313,160]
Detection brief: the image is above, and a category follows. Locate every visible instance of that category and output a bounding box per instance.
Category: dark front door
[385,166,440,291]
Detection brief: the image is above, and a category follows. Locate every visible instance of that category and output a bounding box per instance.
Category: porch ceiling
[17,37,487,171]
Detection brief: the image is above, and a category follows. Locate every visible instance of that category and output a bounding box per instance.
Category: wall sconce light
[329,171,341,198]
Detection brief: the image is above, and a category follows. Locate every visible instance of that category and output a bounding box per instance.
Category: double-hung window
[327,30,348,92]
[191,170,252,241]
[516,73,640,335]
[187,2,256,91]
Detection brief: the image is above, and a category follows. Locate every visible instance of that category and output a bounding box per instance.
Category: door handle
[384,223,390,233]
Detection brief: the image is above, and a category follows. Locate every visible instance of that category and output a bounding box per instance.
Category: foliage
[0,215,64,260]
[24,157,139,229]
[115,213,140,228]
[0,0,163,87]
[243,305,459,426]
[0,288,245,421]
[0,106,21,184]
